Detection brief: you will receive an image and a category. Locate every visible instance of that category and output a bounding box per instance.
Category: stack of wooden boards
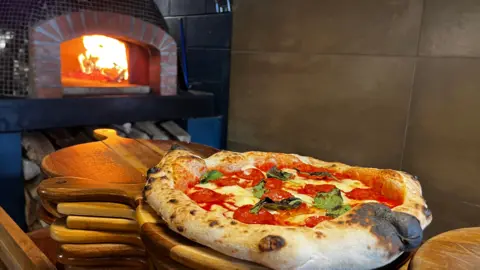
[50,201,147,269]
[37,128,220,269]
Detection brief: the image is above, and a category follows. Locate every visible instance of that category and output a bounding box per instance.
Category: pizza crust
[145,150,432,270]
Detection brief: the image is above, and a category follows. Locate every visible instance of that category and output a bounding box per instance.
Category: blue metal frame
[0,132,26,230]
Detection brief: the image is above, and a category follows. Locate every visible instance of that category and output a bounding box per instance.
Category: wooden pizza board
[409,227,480,270]
[38,129,413,269]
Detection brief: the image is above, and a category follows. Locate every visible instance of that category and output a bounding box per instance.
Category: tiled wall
[156,0,232,147]
[229,0,480,238]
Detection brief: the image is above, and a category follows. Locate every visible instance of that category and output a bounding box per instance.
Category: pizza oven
[0,0,177,98]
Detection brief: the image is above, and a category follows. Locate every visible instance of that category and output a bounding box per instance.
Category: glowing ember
[77,35,129,82]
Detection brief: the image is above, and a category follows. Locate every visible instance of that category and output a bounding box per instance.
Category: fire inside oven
[60,35,149,95]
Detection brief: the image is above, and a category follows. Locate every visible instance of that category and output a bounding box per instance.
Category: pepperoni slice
[189,189,228,204]
[235,168,264,181]
[233,205,276,225]
[213,177,239,187]
[304,216,333,228]
[257,161,276,172]
[345,188,401,208]
[345,188,377,200]
[264,178,283,190]
[298,184,336,196]
[261,189,293,201]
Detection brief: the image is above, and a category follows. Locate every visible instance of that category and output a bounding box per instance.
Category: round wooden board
[41,128,218,183]
[136,201,414,270]
[409,227,480,270]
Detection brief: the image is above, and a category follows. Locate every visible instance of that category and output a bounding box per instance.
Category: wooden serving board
[41,128,218,183]
[409,227,480,270]
[38,129,413,269]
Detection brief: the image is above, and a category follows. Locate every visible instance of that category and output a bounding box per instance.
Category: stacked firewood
[22,121,190,232]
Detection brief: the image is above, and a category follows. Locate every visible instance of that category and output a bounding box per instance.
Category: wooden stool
[409,227,480,270]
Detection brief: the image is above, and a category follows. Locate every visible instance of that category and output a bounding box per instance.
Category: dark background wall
[228,0,480,238]
[155,0,232,148]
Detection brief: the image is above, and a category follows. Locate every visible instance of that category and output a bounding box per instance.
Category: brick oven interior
[0,0,231,231]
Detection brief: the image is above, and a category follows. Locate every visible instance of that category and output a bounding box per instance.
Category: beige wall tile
[228,52,415,168]
[232,0,423,55]
[403,58,480,236]
[420,0,480,56]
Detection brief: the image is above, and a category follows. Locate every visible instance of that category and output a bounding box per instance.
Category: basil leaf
[327,204,352,218]
[313,187,343,210]
[249,197,302,214]
[249,198,271,214]
[294,168,337,180]
[252,179,266,199]
[264,197,303,211]
[266,166,293,181]
[199,170,223,184]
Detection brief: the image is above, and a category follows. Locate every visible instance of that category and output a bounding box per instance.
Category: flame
[77,35,129,82]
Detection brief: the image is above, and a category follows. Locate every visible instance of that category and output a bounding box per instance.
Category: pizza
[144,148,432,269]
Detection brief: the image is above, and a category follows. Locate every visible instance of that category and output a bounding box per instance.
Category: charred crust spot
[168,199,178,204]
[287,228,296,231]
[261,230,268,233]
[337,221,344,225]
[146,177,155,184]
[230,221,238,225]
[243,230,248,233]
[209,220,219,227]
[348,203,423,254]
[177,226,185,232]
[219,225,224,228]
[258,235,286,252]
[143,184,152,191]
[147,167,159,175]
[190,210,197,216]
[160,176,168,180]
[422,205,432,218]
[56,180,67,184]
[170,214,176,220]
[315,232,325,239]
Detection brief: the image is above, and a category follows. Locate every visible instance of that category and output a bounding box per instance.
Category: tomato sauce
[233,205,276,225]
[264,178,283,190]
[298,184,336,196]
[188,188,234,211]
[304,216,333,228]
[235,168,264,181]
[261,189,293,201]
[345,188,401,208]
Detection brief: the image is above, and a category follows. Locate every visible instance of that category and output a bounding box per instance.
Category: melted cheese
[196,183,259,207]
[286,214,317,224]
[288,178,366,192]
[287,190,314,205]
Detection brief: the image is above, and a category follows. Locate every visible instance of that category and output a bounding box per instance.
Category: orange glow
[77,35,129,82]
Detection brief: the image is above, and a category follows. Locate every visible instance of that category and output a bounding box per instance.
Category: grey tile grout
[398,59,418,170]
[231,50,480,60]
[415,0,427,56]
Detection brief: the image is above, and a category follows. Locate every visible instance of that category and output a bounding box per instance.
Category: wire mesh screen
[0,0,167,97]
